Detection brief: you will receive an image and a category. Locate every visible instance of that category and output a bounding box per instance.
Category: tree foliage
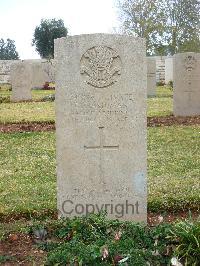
[0,38,19,60]
[32,18,68,59]
[118,0,200,55]
[118,0,167,55]
[165,0,200,55]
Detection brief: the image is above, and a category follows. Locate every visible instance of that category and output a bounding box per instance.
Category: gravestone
[11,60,32,102]
[42,59,55,83]
[174,52,200,116]
[31,61,49,88]
[165,57,173,84]
[31,60,55,88]
[147,57,156,96]
[55,34,147,222]
[154,56,167,83]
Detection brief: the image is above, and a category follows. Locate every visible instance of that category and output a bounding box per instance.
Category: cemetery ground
[0,85,200,265]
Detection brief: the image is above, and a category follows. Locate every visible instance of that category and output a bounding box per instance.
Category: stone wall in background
[0,60,20,83]
[0,59,55,85]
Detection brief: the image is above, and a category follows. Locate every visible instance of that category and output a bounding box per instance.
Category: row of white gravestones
[10,60,55,102]
[10,55,153,102]
[55,34,147,222]
[173,52,200,116]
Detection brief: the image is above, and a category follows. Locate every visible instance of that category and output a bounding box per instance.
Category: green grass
[0,132,56,215]
[0,87,55,100]
[0,86,172,124]
[0,87,55,123]
[0,126,199,217]
[147,86,173,117]
[148,126,200,211]
[156,85,173,98]
[0,84,55,103]
[32,89,55,100]
[0,102,55,123]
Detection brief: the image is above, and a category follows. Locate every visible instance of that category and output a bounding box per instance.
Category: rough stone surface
[31,60,55,88]
[42,59,55,83]
[173,52,200,116]
[0,60,20,83]
[31,61,47,88]
[11,61,32,102]
[147,57,156,96]
[55,34,147,222]
[165,57,174,84]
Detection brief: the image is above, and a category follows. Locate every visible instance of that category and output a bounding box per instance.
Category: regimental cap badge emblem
[184,55,197,73]
[80,46,121,88]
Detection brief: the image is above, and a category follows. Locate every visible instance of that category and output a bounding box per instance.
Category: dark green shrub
[0,96,10,103]
[168,80,173,88]
[156,81,165,86]
[40,214,173,265]
[41,94,55,102]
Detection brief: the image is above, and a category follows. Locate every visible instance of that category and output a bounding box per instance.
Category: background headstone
[55,34,147,222]
[154,56,167,84]
[11,60,32,102]
[147,57,156,96]
[31,61,49,88]
[173,52,200,116]
[28,59,55,88]
[165,57,174,84]
[41,59,55,83]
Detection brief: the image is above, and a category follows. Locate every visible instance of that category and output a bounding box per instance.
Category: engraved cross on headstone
[184,90,196,106]
[84,126,119,184]
[184,83,199,107]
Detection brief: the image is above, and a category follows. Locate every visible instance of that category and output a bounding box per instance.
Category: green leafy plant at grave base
[168,220,200,266]
[38,213,174,266]
[156,81,165,87]
[0,255,16,263]
[0,96,10,103]
[168,81,173,89]
[1,215,199,266]
[41,94,55,102]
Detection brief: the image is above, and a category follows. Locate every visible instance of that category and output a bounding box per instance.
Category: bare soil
[0,233,46,265]
[0,115,200,133]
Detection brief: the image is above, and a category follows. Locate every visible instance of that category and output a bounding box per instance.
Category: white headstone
[11,61,32,102]
[165,57,173,84]
[173,52,200,116]
[147,57,156,96]
[30,60,55,88]
[55,34,147,222]
[154,56,167,83]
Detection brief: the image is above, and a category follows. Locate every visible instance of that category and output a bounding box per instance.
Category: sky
[0,0,120,59]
